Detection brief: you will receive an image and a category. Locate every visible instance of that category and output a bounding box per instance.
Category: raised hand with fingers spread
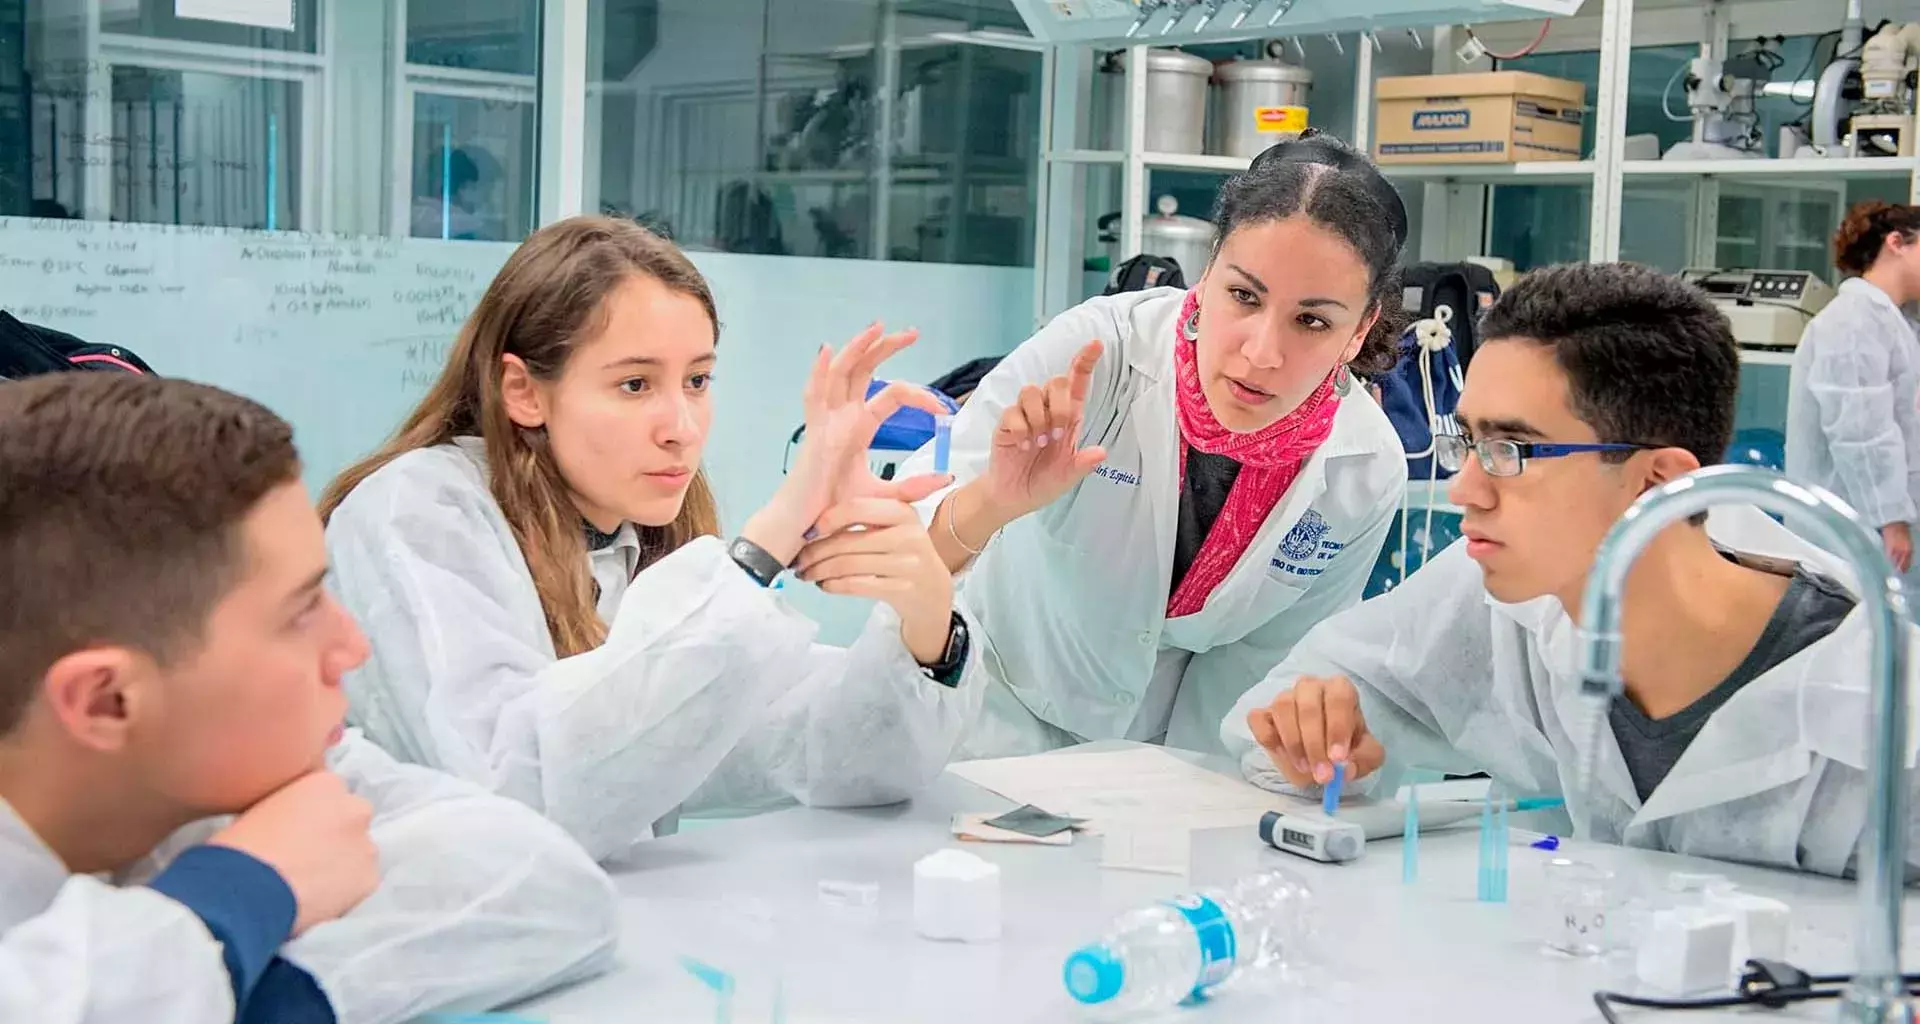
[930,339,1107,571]
[742,323,952,568]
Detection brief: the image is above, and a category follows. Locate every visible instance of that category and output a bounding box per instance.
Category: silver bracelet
[945,499,992,557]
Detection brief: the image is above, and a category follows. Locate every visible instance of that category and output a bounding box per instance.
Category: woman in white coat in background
[885,132,1408,758]
[320,216,983,864]
[1787,200,1920,579]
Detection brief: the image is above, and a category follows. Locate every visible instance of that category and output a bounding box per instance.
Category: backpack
[1102,253,1186,296]
[0,311,154,379]
[1398,262,1500,369]
[1376,312,1464,482]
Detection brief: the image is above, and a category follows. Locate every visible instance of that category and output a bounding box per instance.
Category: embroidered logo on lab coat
[1272,509,1342,578]
[1090,463,1140,487]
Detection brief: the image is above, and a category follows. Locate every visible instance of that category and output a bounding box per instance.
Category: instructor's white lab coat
[326,439,985,864]
[1787,276,1920,534]
[1223,507,1920,878]
[901,289,1406,758]
[0,731,617,1024]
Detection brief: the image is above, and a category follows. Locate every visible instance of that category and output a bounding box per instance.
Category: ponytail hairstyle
[1833,200,1920,277]
[320,216,722,657]
[1208,129,1410,376]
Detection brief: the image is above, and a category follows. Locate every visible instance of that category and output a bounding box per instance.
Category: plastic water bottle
[1062,868,1315,1017]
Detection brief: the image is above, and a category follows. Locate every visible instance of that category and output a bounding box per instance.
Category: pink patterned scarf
[1167,288,1341,618]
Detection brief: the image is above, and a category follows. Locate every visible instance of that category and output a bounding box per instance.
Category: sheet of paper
[175,0,295,31]
[949,747,1313,835]
[1100,827,1191,876]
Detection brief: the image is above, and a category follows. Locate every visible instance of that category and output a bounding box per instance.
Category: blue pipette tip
[1401,782,1420,884]
[680,955,737,996]
[1322,761,1346,817]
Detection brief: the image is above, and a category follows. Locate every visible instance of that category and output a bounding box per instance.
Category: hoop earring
[1181,306,1200,343]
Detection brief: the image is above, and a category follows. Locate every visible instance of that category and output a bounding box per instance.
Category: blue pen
[1322,761,1346,817]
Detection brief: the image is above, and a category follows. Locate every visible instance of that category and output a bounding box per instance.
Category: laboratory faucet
[1125,0,1166,38]
[1576,465,1912,1023]
[1190,0,1229,33]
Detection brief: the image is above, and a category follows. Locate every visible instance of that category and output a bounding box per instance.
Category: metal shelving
[1031,0,1920,324]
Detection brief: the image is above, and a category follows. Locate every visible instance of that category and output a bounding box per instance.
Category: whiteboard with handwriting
[0,217,512,490]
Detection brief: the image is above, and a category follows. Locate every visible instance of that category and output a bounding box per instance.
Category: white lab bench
[511,742,1917,1023]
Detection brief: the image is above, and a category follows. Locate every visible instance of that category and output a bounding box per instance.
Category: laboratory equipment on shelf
[1663,37,1779,160]
[1012,0,1585,47]
[1678,268,1835,351]
[1575,464,1912,1023]
[1851,23,1920,157]
[1216,57,1313,158]
[1063,868,1316,1018]
[1795,0,1905,158]
[1093,47,1213,153]
[1106,196,1218,281]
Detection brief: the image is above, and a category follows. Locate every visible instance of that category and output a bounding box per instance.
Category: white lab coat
[0,731,618,1024]
[1222,507,1920,878]
[901,289,1406,757]
[325,439,985,864]
[1786,276,1920,534]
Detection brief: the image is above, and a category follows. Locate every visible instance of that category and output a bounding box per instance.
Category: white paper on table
[1100,828,1191,876]
[948,747,1311,834]
[175,0,295,31]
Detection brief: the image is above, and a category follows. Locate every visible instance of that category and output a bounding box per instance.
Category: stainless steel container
[1141,195,1218,279]
[1094,48,1214,154]
[1215,59,1313,159]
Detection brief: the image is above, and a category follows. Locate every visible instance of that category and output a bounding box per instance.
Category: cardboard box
[1374,72,1586,164]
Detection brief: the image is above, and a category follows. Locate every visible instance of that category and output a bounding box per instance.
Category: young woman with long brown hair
[320,216,980,862]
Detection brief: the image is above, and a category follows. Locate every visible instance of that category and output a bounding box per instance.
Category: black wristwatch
[919,611,971,689]
[727,535,786,587]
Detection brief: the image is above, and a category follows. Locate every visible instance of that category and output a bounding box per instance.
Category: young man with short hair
[0,373,619,1023]
[1225,261,1916,877]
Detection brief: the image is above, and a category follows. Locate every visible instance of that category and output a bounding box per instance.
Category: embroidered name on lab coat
[1091,464,1141,487]
[1271,509,1343,577]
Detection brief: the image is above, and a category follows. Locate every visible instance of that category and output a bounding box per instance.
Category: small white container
[914,849,1002,943]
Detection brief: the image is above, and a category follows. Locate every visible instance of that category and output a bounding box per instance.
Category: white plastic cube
[1635,908,1739,994]
[1704,891,1791,966]
[913,849,1002,943]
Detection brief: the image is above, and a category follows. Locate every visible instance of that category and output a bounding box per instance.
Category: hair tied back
[1248,133,1409,248]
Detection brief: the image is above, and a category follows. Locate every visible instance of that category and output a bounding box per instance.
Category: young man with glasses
[1222,262,1911,877]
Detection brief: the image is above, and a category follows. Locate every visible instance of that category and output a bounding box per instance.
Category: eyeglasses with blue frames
[1433,434,1655,478]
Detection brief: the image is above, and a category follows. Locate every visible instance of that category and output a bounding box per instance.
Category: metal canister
[1141,195,1218,280]
[1215,59,1313,159]
[1095,48,1214,154]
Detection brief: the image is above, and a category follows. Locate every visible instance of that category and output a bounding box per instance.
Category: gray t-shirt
[1610,555,1857,803]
